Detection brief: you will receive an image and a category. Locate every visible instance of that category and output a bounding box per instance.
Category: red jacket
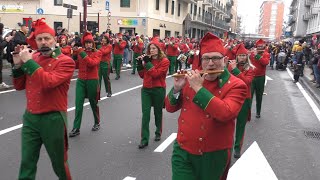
[166,43,179,56]
[61,45,72,57]
[159,42,166,52]
[187,43,193,50]
[228,65,254,99]
[12,48,75,114]
[138,58,170,88]
[250,51,270,77]
[132,41,144,54]
[180,43,189,54]
[165,70,247,155]
[99,44,112,62]
[113,40,127,55]
[77,49,102,80]
[188,50,200,70]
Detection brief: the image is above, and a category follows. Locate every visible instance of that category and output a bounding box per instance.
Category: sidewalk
[297,65,320,106]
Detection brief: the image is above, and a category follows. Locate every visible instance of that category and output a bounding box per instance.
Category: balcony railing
[190,14,229,30]
[311,7,320,15]
[305,0,315,6]
[203,0,213,6]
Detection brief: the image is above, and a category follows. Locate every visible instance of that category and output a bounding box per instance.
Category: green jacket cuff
[96,45,102,50]
[21,60,41,76]
[255,54,261,60]
[145,62,154,70]
[12,67,24,78]
[232,67,241,76]
[168,87,179,105]
[79,51,87,59]
[193,87,214,110]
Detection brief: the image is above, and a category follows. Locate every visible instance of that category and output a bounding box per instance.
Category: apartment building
[287,0,308,38]
[0,0,235,39]
[258,0,284,40]
[303,0,320,36]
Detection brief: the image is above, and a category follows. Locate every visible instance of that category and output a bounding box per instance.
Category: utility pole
[83,0,88,32]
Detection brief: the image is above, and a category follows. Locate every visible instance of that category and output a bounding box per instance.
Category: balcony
[180,0,193,3]
[203,0,213,6]
[305,0,314,6]
[226,0,234,8]
[311,7,320,15]
[289,6,297,14]
[288,17,296,26]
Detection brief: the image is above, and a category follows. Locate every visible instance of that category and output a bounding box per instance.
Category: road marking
[123,177,136,180]
[265,75,273,86]
[0,75,173,136]
[286,68,320,121]
[228,141,278,180]
[154,133,177,152]
[0,89,16,94]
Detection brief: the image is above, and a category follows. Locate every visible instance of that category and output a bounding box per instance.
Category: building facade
[287,0,309,39]
[0,0,235,39]
[303,0,320,36]
[258,0,284,40]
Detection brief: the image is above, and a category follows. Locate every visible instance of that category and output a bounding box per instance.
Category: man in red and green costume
[131,35,144,75]
[165,32,247,180]
[113,33,127,80]
[166,37,179,75]
[98,34,113,97]
[228,43,254,158]
[69,32,102,137]
[250,39,270,118]
[13,18,74,180]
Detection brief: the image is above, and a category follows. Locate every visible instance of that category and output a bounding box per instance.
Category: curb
[300,76,320,106]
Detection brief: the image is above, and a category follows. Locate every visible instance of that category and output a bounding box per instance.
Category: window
[120,0,130,8]
[156,0,159,10]
[54,0,63,6]
[178,3,181,16]
[190,3,193,14]
[166,0,169,13]
[194,5,197,15]
[171,1,175,15]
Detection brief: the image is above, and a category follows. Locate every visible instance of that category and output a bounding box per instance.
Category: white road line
[123,177,136,180]
[286,68,320,121]
[0,89,16,94]
[154,133,177,152]
[0,74,173,136]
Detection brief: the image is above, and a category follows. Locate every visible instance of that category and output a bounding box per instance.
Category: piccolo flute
[11,47,54,55]
[172,69,224,77]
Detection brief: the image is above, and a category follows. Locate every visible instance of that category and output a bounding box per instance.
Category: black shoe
[107,93,112,97]
[154,136,161,141]
[256,114,261,118]
[131,72,135,75]
[69,128,80,137]
[92,124,100,131]
[115,76,120,80]
[234,151,241,158]
[138,143,148,149]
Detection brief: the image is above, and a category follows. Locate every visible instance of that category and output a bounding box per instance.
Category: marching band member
[166,37,179,75]
[58,35,72,57]
[136,39,170,149]
[165,32,247,180]
[131,35,144,74]
[13,18,74,180]
[250,39,270,118]
[113,33,127,80]
[228,43,255,158]
[69,32,102,137]
[98,34,113,97]
[188,42,200,70]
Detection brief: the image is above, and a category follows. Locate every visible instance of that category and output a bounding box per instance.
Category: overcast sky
[237,0,292,34]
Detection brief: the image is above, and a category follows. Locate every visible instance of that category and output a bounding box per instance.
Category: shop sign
[0,5,24,12]
[117,19,138,26]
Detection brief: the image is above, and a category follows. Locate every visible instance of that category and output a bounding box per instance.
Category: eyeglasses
[201,56,224,63]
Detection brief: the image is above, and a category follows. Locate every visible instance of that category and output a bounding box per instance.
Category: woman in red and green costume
[131,35,144,74]
[166,37,179,75]
[58,35,72,57]
[228,43,255,158]
[98,35,112,97]
[113,33,127,80]
[69,32,102,137]
[136,39,170,149]
[250,39,270,118]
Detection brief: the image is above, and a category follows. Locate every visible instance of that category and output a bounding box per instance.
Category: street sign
[36,8,44,15]
[105,0,110,11]
[63,3,78,10]
[67,8,73,18]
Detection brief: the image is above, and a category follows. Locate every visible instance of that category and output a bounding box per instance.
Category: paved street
[1,68,320,180]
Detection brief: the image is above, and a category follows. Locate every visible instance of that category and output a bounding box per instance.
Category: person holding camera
[136,39,170,149]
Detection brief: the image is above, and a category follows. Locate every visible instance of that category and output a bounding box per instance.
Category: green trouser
[234,98,251,153]
[19,111,71,180]
[73,79,100,129]
[251,76,265,116]
[172,141,231,180]
[167,56,177,75]
[132,52,141,74]
[99,61,112,94]
[113,54,123,78]
[140,87,166,144]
